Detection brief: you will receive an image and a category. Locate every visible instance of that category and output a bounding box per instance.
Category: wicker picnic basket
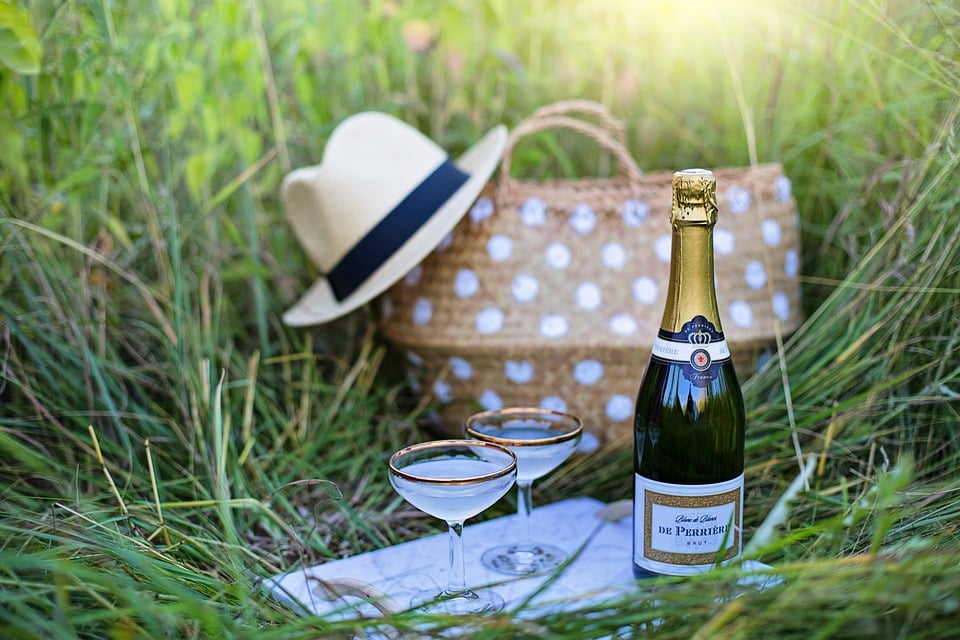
[377,101,802,446]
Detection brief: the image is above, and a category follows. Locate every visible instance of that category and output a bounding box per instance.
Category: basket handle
[521,100,629,144]
[499,108,642,189]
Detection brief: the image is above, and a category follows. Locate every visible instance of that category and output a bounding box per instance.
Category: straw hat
[281,112,508,326]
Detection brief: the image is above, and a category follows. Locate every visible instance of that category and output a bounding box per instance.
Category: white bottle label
[651,337,730,364]
[634,474,743,575]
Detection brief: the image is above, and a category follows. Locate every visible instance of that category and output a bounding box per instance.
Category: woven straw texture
[378,102,802,446]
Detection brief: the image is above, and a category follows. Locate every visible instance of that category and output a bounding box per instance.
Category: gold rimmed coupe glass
[388,439,517,615]
[465,407,583,576]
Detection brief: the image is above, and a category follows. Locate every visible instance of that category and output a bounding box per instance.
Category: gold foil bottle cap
[672,168,718,225]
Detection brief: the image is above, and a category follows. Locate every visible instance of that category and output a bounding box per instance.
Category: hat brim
[282,123,508,326]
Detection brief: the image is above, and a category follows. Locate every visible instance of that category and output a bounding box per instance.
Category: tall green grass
[1,0,959,637]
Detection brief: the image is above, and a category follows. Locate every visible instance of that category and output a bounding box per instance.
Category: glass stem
[516,480,534,550]
[444,520,467,596]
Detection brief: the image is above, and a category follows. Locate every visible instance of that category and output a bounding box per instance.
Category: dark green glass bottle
[632,169,746,578]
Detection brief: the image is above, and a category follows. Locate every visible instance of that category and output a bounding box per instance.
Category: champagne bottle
[632,168,746,578]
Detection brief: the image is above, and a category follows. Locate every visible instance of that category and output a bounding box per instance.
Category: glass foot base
[482,543,568,576]
[409,588,504,615]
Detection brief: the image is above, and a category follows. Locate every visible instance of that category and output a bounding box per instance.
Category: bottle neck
[660,223,722,333]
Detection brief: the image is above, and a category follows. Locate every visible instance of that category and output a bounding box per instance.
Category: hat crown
[282,112,449,272]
